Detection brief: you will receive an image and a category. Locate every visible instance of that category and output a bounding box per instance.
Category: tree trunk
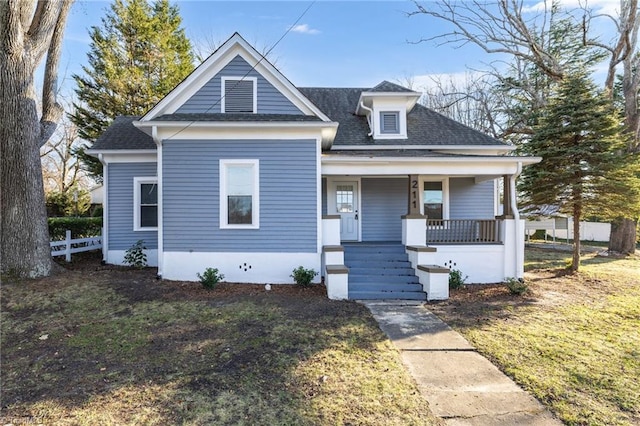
[0,52,53,278]
[571,208,581,272]
[609,217,638,255]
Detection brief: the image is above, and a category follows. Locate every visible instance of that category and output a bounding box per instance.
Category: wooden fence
[50,229,102,262]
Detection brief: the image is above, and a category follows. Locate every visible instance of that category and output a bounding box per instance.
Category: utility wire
[163,1,316,141]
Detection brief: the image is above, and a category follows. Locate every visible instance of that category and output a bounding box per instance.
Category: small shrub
[291,266,318,287]
[449,269,468,290]
[48,217,103,240]
[197,267,225,290]
[124,240,147,268]
[505,277,529,295]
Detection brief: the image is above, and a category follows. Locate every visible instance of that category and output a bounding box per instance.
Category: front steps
[344,243,426,300]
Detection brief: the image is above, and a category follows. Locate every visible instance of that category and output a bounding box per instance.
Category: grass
[431,248,640,426]
[1,262,437,425]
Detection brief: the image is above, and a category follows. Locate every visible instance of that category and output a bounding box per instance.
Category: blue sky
[57,0,620,97]
[58,0,492,95]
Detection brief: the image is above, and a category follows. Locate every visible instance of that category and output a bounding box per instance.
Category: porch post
[402,175,427,246]
[502,174,513,217]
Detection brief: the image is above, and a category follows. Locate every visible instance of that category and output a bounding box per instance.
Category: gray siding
[361,178,408,242]
[163,139,317,252]
[176,55,303,115]
[449,178,495,219]
[107,162,158,250]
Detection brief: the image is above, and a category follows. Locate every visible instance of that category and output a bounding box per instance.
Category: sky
[56,0,621,98]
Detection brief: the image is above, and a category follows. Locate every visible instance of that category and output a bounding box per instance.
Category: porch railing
[426,219,503,244]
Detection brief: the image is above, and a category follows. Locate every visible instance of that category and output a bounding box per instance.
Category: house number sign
[409,174,420,215]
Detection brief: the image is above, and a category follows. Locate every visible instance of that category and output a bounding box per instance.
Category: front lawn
[429,247,640,426]
[1,256,437,425]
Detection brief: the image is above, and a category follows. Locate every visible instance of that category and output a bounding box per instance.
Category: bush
[197,267,225,289]
[46,188,91,217]
[290,266,318,286]
[449,269,468,290]
[505,277,529,295]
[124,240,147,268]
[48,217,103,240]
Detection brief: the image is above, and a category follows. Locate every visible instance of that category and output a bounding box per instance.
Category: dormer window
[221,77,257,113]
[380,111,400,134]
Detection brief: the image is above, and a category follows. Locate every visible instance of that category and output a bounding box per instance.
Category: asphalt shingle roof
[93,83,510,151]
[298,87,510,147]
[92,116,155,150]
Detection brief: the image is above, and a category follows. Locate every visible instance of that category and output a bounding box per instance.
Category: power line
[163,1,316,141]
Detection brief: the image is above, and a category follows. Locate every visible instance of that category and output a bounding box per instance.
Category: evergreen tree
[520,71,640,271]
[71,0,194,181]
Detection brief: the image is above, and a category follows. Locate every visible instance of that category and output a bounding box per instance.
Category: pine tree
[520,70,640,271]
[70,0,194,181]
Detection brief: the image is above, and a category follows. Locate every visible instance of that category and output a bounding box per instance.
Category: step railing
[426,219,502,244]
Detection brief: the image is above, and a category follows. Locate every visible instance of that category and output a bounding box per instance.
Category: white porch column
[322,215,341,246]
[402,214,427,246]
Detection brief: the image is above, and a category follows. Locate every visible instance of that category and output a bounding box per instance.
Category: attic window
[222,77,257,113]
[380,111,400,134]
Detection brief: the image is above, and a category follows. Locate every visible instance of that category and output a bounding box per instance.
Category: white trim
[101,155,109,261]
[420,177,449,220]
[219,159,260,229]
[329,144,516,151]
[316,137,323,253]
[156,144,164,276]
[221,76,257,113]
[133,177,159,232]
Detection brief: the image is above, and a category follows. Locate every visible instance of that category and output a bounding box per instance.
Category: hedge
[48,217,103,241]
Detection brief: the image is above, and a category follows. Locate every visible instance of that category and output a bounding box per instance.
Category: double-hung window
[221,77,257,113]
[220,160,259,229]
[134,177,158,230]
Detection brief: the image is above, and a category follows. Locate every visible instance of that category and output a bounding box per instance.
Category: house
[88,33,540,301]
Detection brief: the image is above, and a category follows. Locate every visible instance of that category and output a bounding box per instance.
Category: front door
[333,181,359,241]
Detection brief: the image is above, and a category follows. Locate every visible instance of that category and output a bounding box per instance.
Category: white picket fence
[50,229,102,262]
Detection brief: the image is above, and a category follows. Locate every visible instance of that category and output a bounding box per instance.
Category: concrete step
[350,274,420,285]
[348,267,417,276]
[349,291,427,301]
[350,283,424,292]
[344,252,409,261]
[345,260,413,268]
[343,244,405,254]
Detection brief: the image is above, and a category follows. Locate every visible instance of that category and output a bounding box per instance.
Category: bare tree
[409,0,640,254]
[40,115,88,194]
[0,1,73,278]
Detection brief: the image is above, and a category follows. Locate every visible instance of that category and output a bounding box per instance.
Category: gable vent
[380,111,399,133]
[224,79,255,113]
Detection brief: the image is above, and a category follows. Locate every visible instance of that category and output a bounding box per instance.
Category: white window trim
[420,177,449,220]
[221,76,257,113]
[133,177,158,231]
[220,159,260,229]
[372,106,407,139]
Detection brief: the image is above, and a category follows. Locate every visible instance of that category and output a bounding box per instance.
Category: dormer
[355,81,421,140]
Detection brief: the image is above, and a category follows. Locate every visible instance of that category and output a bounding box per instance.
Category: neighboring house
[88,33,540,301]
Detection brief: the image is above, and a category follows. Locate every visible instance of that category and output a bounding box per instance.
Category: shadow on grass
[1,261,434,425]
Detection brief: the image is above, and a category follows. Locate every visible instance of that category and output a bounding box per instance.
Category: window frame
[420,177,449,221]
[380,111,400,134]
[221,76,257,113]
[219,159,260,229]
[133,177,158,231]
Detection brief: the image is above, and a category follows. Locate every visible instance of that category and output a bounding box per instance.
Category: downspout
[359,101,374,136]
[99,153,108,263]
[510,161,523,279]
[152,125,163,278]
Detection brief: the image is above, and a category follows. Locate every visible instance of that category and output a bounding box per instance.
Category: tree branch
[40,0,72,146]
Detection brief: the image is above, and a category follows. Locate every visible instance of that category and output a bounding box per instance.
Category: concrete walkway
[362,301,562,426]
